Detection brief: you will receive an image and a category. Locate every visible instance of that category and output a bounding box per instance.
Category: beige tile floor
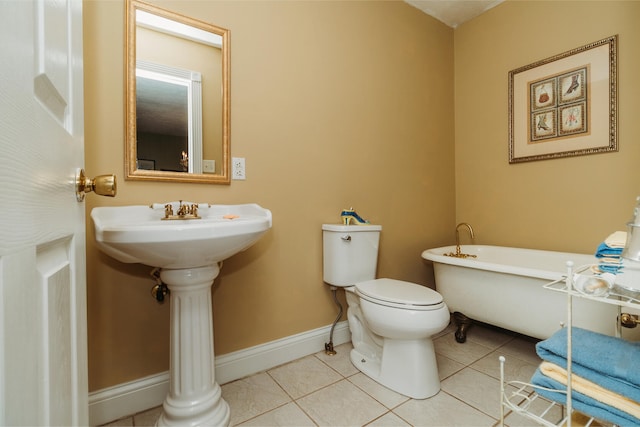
[102,321,546,427]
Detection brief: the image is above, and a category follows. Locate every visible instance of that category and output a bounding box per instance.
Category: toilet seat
[355,278,444,311]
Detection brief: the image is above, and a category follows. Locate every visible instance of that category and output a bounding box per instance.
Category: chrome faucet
[445,223,477,258]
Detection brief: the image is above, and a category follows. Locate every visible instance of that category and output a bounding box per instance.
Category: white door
[0,0,88,425]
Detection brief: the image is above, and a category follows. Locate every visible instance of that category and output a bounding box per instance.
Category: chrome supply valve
[150,268,170,304]
[152,283,170,303]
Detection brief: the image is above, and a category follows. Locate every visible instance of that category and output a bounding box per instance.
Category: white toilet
[322,224,450,399]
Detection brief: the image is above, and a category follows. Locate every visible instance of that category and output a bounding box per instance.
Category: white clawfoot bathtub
[422,245,620,342]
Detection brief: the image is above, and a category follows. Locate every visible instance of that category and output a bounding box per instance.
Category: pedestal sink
[91,202,272,426]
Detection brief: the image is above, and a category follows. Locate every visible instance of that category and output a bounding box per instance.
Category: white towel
[539,361,640,420]
[605,231,627,248]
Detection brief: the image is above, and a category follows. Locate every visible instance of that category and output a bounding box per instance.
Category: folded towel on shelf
[605,231,628,248]
[541,361,640,419]
[532,364,640,426]
[598,257,623,265]
[595,237,625,274]
[595,242,623,258]
[597,262,622,274]
[596,261,624,275]
[536,327,640,400]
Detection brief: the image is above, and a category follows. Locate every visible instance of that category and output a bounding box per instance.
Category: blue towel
[596,242,624,273]
[598,262,624,274]
[536,327,640,401]
[532,368,640,426]
[595,242,623,258]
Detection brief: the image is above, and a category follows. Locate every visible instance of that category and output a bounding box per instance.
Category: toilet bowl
[322,224,450,399]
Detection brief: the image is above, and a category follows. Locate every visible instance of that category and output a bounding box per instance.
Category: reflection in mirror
[136,60,202,173]
[125,0,230,184]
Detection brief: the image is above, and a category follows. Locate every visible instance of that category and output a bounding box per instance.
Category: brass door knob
[76,168,117,201]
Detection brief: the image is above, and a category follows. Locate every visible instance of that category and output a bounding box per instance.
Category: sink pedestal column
[156,265,230,427]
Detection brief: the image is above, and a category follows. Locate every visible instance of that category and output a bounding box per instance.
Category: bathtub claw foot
[453,312,473,343]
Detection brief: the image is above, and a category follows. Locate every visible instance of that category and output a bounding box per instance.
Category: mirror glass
[125,0,230,183]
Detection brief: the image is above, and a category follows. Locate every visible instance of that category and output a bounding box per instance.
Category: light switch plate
[203,159,215,173]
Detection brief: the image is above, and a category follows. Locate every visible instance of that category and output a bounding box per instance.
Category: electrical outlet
[232,157,246,180]
[203,159,215,173]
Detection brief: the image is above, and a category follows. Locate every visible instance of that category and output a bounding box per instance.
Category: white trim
[88,371,169,426]
[136,9,223,48]
[88,321,350,426]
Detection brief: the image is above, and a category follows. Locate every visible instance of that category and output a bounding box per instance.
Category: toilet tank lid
[322,224,382,232]
[355,278,443,306]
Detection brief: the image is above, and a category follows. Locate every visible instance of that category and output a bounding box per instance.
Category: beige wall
[454,1,640,253]
[83,0,455,391]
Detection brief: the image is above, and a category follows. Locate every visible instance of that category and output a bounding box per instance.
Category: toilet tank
[322,224,382,287]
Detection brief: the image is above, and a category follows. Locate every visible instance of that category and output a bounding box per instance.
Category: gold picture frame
[508,35,617,163]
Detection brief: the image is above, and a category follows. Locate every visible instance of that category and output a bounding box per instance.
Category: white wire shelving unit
[499,262,640,427]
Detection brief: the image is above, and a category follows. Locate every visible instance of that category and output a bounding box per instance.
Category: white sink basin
[91,202,272,269]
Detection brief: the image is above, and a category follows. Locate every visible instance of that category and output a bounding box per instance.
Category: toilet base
[350,337,440,399]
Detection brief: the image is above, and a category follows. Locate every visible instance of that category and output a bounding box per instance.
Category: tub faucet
[445,223,476,258]
[456,223,474,247]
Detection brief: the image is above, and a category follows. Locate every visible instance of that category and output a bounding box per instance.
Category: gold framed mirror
[125,0,230,184]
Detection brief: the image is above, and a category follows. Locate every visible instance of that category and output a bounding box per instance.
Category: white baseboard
[88,371,169,426]
[88,321,350,426]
